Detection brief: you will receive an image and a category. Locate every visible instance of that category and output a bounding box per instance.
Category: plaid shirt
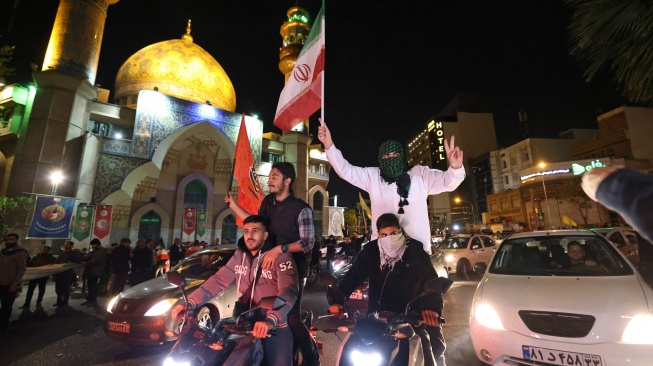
[298,207,315,253]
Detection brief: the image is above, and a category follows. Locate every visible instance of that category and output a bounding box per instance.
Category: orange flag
[233,115,265,227]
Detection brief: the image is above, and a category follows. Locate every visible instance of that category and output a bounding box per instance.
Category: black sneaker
[19,304,29,309]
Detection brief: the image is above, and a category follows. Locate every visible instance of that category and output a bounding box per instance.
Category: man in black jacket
[20,245,56,309]
[329,213,446,366]
[53,241,83,307]
[111,238,131,294]
[226,162,319,366]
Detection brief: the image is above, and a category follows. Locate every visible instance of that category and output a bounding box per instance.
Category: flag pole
[320,9,325,124]
[227,157,236,208]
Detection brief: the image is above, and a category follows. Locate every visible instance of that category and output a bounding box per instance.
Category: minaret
[7,0,119,198]
[42,0,119,84]
[278,3,312,201]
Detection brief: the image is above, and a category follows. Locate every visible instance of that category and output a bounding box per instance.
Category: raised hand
[317,118,333,149]
[444,136,463,169]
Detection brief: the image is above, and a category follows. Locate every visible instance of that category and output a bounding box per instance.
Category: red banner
[93,205,113,244]
[529,212,537,231]
[233,115,265,227]
[183,207,197,238]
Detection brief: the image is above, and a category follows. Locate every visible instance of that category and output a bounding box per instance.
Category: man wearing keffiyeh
[328,213,447,366]
[318,119,465,255]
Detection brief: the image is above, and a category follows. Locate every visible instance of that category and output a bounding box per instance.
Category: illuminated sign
[572,160,605,175]
[521,169,571,181]
[432,120,445,161]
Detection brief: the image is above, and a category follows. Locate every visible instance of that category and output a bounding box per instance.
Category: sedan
[591,227,640,265]
[440,234,498,275]
[470,230,653,365]
[103,245,239,346]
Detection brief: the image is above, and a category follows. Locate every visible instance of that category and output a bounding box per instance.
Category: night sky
[2,0,625,208]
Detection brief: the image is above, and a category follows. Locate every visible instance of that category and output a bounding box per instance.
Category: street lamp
[454,197,476,225]
[538,162,553,228]
[50,170,64,195]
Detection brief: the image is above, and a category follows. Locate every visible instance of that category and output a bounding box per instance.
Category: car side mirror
[258,296,286,311]
[473,262,487,274]
[166,271,185,287]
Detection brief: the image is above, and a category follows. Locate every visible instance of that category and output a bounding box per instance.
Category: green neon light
[572,160,605,175]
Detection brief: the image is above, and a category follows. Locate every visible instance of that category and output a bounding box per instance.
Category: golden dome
[114,21,236,111]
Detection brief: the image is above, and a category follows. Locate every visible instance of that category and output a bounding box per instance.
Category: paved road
[2,271,481,365]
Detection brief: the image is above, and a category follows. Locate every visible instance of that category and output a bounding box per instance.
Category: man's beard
[5,242,17,249]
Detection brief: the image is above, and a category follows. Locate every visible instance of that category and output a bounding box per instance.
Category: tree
[0,35,16,81]
[556,176,595,227]
[343,208,358,229]
[566,0,653,104]
[0,196,34,240]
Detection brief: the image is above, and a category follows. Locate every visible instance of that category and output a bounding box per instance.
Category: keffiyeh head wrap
[378,233,407,270]
[378,140,411,214]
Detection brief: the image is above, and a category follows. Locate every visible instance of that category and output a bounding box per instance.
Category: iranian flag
[274,0,325,132]
[233,115,265,228]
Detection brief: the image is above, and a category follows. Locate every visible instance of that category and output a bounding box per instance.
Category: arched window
[312,191,324,238]
[221,215,237,244]
[184,179,207,209]
[138,210,161,240]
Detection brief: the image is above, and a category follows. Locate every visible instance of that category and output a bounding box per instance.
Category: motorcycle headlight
[445,254,454,263]
[474,303,505,330]
[163,357,190,366]
[106,295,120,313]
[144,299,178,317]
[622,312,653,344]
[350,349,383,366]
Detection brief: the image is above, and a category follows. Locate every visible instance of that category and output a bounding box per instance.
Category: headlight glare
[445,254,454,263]
[144,298,178,316]
[474,303,505,330]
[163,357,190,366]
[106,295,119,313]
[622,313,653,344]
[350,350,383,366]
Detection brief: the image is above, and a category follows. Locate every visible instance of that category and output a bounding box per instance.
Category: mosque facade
[0,0,335,250]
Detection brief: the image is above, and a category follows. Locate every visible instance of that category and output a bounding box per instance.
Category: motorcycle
[320,272,453,366]
[162,271,286,366]
[306,262,321,286]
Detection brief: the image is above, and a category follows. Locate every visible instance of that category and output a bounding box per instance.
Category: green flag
[73,205,93,242]
[197,209,207,238]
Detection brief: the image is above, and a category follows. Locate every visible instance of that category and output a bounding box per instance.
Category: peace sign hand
[444,136,463,169]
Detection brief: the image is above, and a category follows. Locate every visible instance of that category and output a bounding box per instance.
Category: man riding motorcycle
[172,215,298,366]
[329,213,446,366]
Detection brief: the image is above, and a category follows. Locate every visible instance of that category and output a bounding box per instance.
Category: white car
[470,230,653,366]
[440,234,498,274]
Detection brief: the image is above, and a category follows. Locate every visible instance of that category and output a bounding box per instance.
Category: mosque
[0,0,339,249]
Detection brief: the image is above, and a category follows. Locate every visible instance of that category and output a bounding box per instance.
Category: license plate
[108,322,130,333]
[349,291,363,300]
[522,345,602,366]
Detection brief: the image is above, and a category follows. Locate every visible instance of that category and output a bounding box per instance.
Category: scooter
[320,272,453,366]
[162,271,286,366]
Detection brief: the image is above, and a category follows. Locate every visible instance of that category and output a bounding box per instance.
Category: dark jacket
[131,246,153,270]
[27,252,56,267]
[111,245,131,274]
[86,247,108,277]
[0,245,28,287]
[337,238,442,315]
[596,168,653,243]
[169,243,182,263]
[55,249,83,264]
[259,192,312,278]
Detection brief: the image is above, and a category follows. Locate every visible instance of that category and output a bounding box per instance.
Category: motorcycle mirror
[258,296,286,311]
[424,277,454,294]
[320,272,338,286]
[166,271,186,287]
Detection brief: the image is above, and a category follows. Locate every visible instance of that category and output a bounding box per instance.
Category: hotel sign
[429,120,446,162]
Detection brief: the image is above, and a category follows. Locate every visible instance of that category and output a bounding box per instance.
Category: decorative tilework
[92,154,149,204]
[102,138,131,156]
[134,176,158,200]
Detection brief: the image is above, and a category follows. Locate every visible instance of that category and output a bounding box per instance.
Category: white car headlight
[163,357,190,366]
[474,303,505,330]
[350,349,383,366]
[144,299,178,317]
[622,312,653,344]
[106,295,120,313]
[445,254,454,263]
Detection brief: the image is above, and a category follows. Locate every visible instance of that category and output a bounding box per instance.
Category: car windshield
[171,251,234,279]
[441,237,470,249]
[489,234,633,276]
